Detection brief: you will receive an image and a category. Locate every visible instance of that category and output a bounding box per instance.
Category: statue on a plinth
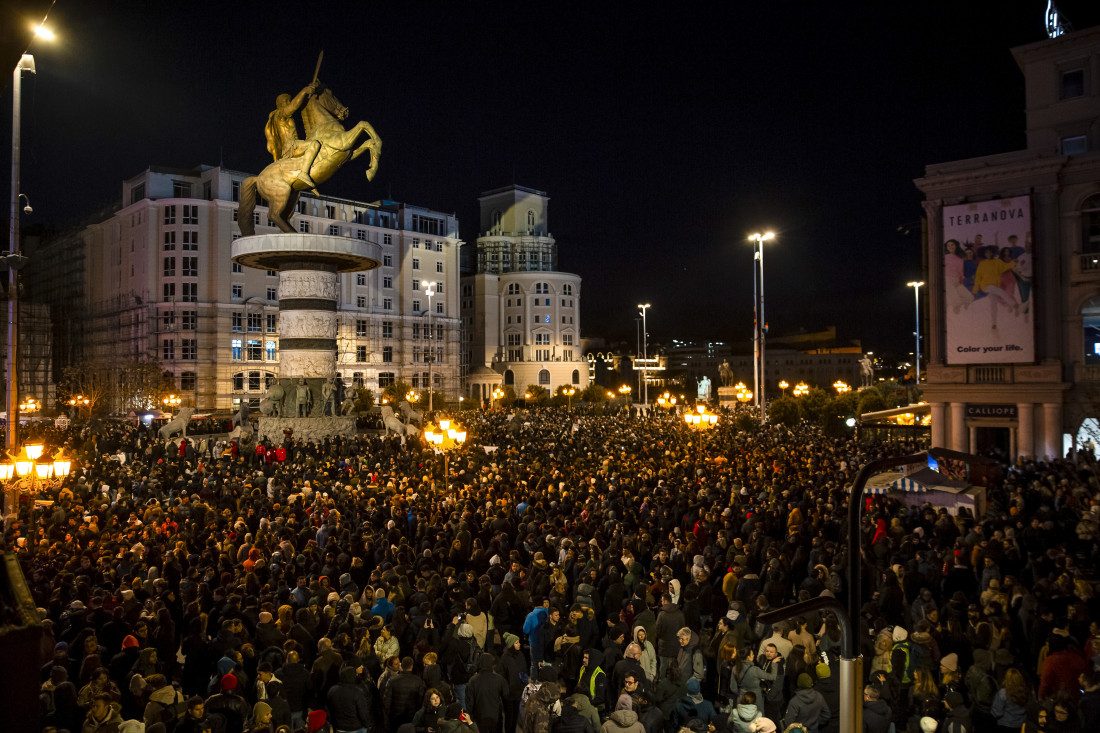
[239,53,382,236]
[295,378,313,418]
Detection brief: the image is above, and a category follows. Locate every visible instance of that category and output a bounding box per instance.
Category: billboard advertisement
[942,197,1033,364]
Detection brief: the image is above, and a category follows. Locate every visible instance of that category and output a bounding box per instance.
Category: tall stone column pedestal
[232,233,380,439]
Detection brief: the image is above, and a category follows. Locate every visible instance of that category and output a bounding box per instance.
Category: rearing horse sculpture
[238,83,381,236]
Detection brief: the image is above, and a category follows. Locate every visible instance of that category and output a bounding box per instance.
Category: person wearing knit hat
[220,672,238,691]
[892,626,908,642]
[503,632,520,650]
[251,701,273,729]
[797,673,813,689]
[940,652,958,673]
[786,672,829,733]
[815,663,831,679]
[919,717,937,733]
[121,635,140,649]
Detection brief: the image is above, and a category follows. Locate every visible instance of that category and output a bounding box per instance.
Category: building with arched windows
[916,24,1100,459]
[461,185,589,403]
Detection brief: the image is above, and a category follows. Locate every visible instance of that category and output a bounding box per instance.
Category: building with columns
[916,25,1100,460]
[461,185,588,403]
[29,165,463,412]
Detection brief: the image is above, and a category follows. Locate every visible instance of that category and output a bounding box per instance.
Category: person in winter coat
[525,607,551,672]
[670,678,717,728]
[569,692,602,731]
[812,663,839,733]
[411,688,445,733]
[655,594,685,679]
[601,693,646,733]
[577,648,610,715]
[466,652,508,733]
[552,695,597,733]
[862,685,892,733]
[673,628,704,683]
[82,693,124,733]
[728,691,763,733]
[501,633,528,733]
[325,666,373,733]
[729,647,772,704]
[524,680,561,733]
[633,626,657,682]
[785,674,831,733]
[384,657,426,731]
[142,674,183,730]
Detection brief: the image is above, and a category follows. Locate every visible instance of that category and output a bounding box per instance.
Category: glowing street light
[684,404,719,429]
[491,387,504,409]
[423,417,468,480]
[793,382,809,397]
[162,394,182,410]
[834,380,850,394]
[907,281,924,384]
[748,232,775,424]
[563,387,575,409]
[779,380,789,396]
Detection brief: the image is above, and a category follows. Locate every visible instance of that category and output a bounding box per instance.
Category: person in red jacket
[1038,632,1087,701]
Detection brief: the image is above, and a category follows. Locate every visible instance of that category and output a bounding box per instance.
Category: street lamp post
[423,417,467,482]
[563,387,575,410]
[426,282,436,412]
[907,281,924,385]
[491,387,504,410]
[779,380,789,397]
[749,232,775,423]
[637,303,650,407]
[793,382,809,398]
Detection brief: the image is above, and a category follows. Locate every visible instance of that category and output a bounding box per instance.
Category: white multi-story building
[461,185,588,403]
[37,164,462,412]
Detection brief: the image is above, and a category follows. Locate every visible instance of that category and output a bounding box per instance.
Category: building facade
[916,25,1100,459]
[33,165,463,412]
[461,185,588,403]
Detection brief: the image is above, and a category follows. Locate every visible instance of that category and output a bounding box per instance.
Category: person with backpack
[143,674,184,732]
[965,649,998,732]
[441,619,478,712]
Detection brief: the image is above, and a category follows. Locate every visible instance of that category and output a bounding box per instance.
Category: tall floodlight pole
[749,232,775,421]
[426,282,436,412]
[907,281,924,385]
[637,303,650,407]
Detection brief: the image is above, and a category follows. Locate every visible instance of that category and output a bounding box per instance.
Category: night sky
[5,1,1100,358]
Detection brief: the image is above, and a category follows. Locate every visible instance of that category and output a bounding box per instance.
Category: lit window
[266,340,276,360]
[231,339,242,360]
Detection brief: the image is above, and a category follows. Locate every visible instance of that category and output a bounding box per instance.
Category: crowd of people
[5,407,1100,733]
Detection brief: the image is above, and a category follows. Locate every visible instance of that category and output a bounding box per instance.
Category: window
[131,183,145,205]
[539,369,551,385]
[382,321,393,338]
[163,339,175,360]
[356,319,367,337]
[508,347,523,362]
[232,312,243,332]
[413,279,420,291]
[267,269,277,277]
[266,340,276,360]
[435,242,443,252]
[1063,135,1088,156]
[248,371,262,391]
[383,234,392,245]
[248,313,263,332]
[507,333,521,346]
[435,283,443,293]
[563,283,573,295]
[232,283,243,298]
[436,302,443,314]
[412,300,421,313]
[572,369,580,385]
[382,346,393,362]
[231,338,242,360]
[182,283,197,302]
[356,273,366,286]
[356,229,366,241]
[182,339,196,360]
[536,282,549,294]
[299,220,310,233]
[412,258,420,270]
[436,261,443,273]
[181,371,196,390]
[412,324,420,340]
[563,349,573,361]
[183,257,197,277]
[266,314,277,332]
[163,232,176,250]
[232,181,241,202]
[182,205,198,224]
[1063,69,1085,99]
[267,287,277,300]
[232,262,243,273]
[378,372,395,388]
[383,297,392,309]
[356,345,367,362]
[247,339,262,360]
[356,296,366,307]
[1084,194,1100,253]
[164,205,176,225]
[563,334,574,345]
[181,231,197,250]
[413,347,421,363]
[182,310,196,330]
[507,283,520,295]
[163,257,176,276]
[383,255,393,267]
[383,276,393,288]
[535,333,551,345]
[412,238,420,249]
[162,311,175,330]
[328,225,340,236]
[173,181,191,198]
[163,283,175,301]
[325,205,335,219]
